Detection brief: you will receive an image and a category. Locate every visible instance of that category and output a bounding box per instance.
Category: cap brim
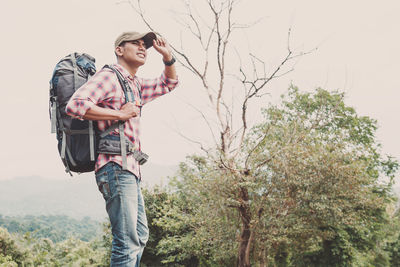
[141,32,157,49]
[115,31,157,49]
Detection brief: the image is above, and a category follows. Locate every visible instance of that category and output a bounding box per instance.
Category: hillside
[0,163,176,220]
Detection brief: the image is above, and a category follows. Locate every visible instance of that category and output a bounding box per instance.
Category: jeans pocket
[96,170,111,202]
[98,181,111,201]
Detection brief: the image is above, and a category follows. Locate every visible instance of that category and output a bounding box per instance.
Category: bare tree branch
[231,16,268,30]
[169,116,212,155]
[244,126,271,169]
[177,96,220,147]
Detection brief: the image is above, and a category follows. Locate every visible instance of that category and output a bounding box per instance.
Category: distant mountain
[6,163,394,221]
[0,163,177,221]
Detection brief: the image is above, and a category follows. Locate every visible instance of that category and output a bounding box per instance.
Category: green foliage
[96,221,112,266]
[141,186,203,267]
[0,222,109,266]
[141,187,167,266]
[384,212,400,267]
[241,86,398,266]
[152,161,239,266]
[147,87,399,266]
[388,234,400,266]
[0,215,102,243]
[0,254,17,267]
[0,227,29,266]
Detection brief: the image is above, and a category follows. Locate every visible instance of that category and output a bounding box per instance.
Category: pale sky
[1,0,399,181]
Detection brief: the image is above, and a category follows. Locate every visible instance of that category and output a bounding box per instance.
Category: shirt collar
[112,63,135,81]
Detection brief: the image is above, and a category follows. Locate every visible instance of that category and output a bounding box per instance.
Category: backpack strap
[89,121,95,161]
[119,122,128,169]
[85,70,95,161]
[49,77,59,134]
[50,82,57,133]
[55,82,74,176]
[99,123,120,138]
[103,65,135,102]
[71,53,78,91]
[101,65,134,170]
[61,131,67,160]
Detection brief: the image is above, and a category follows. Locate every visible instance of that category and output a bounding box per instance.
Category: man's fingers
[119,102,141,120]
[154,37,166,47]
[153,39,159,48]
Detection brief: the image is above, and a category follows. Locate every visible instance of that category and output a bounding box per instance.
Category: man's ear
[115,46,124,57]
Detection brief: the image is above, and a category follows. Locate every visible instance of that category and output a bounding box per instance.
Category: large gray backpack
[49,53,97,174]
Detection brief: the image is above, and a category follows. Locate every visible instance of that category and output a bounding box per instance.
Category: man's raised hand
[153,37,173,61]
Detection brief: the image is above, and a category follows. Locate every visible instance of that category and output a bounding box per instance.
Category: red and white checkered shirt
[65,63,179,178]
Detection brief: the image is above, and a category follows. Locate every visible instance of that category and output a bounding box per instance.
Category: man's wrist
[163,56,176,66]
[115,110,125,121]
[163,54,173,62]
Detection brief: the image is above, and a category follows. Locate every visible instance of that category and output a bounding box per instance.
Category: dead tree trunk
[237,186,252,267]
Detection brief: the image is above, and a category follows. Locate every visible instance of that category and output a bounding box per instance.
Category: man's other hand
[119,102,140,121]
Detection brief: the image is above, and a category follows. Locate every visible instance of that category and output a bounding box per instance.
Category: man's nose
[138,43,146,50]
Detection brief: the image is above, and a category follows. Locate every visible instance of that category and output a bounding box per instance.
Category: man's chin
[128,59,146,67]
[136,58,146,65]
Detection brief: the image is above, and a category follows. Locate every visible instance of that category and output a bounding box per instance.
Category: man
[65,31,178,266]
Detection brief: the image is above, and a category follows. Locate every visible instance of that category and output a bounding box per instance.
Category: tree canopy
[145,87,399,266]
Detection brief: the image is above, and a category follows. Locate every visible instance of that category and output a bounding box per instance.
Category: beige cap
[114,31,157,49]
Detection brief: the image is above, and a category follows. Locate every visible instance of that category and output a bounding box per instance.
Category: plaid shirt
[66,64,178,178]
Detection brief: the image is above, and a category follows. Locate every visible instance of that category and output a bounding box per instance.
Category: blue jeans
[95,162,149,267]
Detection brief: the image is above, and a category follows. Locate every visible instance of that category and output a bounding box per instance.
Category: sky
[0,0,399,181]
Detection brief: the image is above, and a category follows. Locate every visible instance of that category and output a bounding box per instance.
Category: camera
[132,150,149,165]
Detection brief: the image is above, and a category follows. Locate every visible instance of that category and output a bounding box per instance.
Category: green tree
[242,87,398,265]
[153,87,398,266]
[141,187,168,266]
[142,186,203,267]
[0,227,29,266]
[384,210,400,267]
[92,221,112,267]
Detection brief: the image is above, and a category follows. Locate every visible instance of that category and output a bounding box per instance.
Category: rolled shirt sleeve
[140,71,179,105]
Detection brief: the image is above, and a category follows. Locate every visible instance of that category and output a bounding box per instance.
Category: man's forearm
[83,105,122,121]
[163,55,177,80]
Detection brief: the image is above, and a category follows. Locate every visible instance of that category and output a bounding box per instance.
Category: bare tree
[121,0,315,265]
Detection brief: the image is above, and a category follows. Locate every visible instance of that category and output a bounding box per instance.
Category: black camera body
[132,150,149,165]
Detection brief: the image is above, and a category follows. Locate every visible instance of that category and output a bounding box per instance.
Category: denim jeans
[95,162,149,267]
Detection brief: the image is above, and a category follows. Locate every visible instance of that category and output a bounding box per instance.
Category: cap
[114,31,157,49]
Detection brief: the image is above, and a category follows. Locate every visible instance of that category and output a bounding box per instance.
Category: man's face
[117,39,147,66]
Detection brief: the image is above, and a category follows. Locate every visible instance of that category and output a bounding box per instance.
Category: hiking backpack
[49,53,97,174]
[49,53,146,175]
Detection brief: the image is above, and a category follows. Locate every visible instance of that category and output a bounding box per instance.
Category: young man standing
[66,31,178,266]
